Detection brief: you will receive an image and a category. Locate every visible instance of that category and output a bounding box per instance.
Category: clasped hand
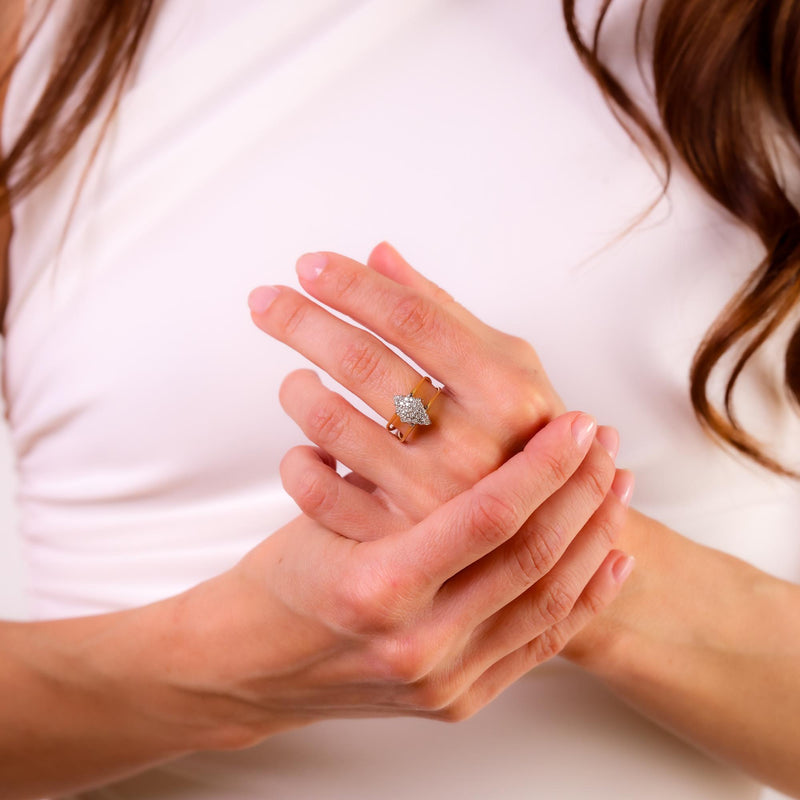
[163,245,634,750]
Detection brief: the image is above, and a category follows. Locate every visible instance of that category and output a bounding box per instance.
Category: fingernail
[611,470,635,507]
[248,286,279,314]
[296,252,328,281]
[571,413,597,448]
[612,554,635,584]
[596,427,620,460]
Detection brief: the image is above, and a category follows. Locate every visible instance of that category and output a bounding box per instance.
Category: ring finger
[280,369,450,519]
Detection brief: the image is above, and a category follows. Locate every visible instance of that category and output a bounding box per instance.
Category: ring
[387,376,442,443]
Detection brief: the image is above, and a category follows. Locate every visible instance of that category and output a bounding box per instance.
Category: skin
[246,242,800,797]
[0,412,632,798]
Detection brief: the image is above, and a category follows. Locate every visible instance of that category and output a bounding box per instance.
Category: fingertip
[610,469,635,507]
[521,411,597,461]
[278,368,322,409]
[296,252,328,282]
[596,425,620,460]
[611,552,636,585]
[367,240,404,276]
[279,444,318,487]
[247,285,280,315]
[571,412,597,449]
[370,240,397,259]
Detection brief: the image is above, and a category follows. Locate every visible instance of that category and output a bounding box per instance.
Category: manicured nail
[612,554,635,585]
[611,470,635,507]
[571,413,597,448]
[596,426,620,460]
[248,286,279,314]
[296,252,328,281]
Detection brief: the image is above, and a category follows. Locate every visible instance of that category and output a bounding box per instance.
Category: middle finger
[293,250,495,399]
[249,284,449,428]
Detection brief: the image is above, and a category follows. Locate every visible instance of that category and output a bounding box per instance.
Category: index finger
[369,411,598,593]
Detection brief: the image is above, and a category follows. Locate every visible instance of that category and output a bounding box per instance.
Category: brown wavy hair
[2,0,800,474]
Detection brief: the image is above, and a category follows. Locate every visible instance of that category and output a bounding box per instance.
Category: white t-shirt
[3,1,797,797]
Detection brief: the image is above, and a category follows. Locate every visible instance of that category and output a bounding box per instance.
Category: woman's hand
[248,245,800,795]
[247,242,596,524]
[0,413,632,800]
[160,413,632,748]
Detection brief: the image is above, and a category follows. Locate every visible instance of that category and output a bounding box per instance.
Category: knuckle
[378,636,433,684]
[468,490,519,548]
[583,460,613,505]
[581,584,609,617]
[333,561,413,635]
[505,334,538,360]
[274,294,309,337]
[530,626,568,663]
[388,295,440,342]
[410,677,455,712]
[329,583,372,633]
[430,284,455,307]
[339,337,387,387]
[591,513,621,551]
[497,380,540,418]
[331,264,366,300]
[331,567,387,633]
[536,448,572,487]
[307,395,349,447]
[292,467,338,516]
[433,699,474,724]
[494,380,548,434]
[436,703,474,725]
[510,522,565,585]
[537,577,575,627]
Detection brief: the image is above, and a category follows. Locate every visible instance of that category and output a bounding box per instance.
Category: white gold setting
[393,394,432,426]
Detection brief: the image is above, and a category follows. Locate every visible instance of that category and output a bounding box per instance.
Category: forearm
[564,509,800,797]
[0,595,229,799]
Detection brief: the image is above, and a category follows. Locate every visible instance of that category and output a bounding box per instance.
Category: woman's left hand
[247,242,617,525]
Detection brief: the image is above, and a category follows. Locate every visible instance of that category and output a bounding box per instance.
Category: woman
[1,0,799,798]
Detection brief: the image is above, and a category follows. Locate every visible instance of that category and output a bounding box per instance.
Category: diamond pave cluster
[393,393,432,426]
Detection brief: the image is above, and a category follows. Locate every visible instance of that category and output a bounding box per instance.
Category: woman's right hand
[156,412,632,749]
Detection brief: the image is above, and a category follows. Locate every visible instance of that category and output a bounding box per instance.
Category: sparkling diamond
[393,394,432,426]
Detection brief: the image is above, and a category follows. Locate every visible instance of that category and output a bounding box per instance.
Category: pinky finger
[279,445,403,542]
[446,550,634,720]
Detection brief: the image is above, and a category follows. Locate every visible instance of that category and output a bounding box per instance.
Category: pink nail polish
[571,413,597,448]
[248,286,279,314]
[596,427,620,460]
[612,554,635,584]
[611,471,635,507]
[296,252,328,281]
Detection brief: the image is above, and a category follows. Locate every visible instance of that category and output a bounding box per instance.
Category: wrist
[16,588,259,758]
[560,509,682,680]
[100,579,270,753]
[140,565,314,752]
[51,602,213,757]
[0,605,206,797]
